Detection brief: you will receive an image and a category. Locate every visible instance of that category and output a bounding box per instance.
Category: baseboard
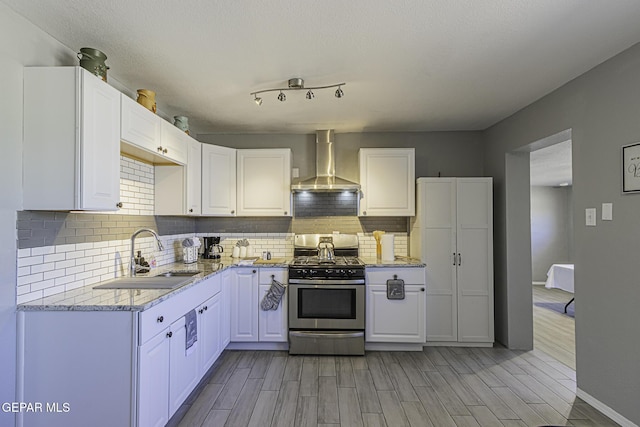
[365,343,424,351]
[576,387,638,427]
[532,281,546,286]
[226,342,289,351]
[425,341,493,348]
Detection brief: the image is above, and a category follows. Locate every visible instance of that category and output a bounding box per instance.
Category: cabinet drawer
[259,268,288,285]
[140,298,178,344]
[366,268,425,285]
[139,275,219,343]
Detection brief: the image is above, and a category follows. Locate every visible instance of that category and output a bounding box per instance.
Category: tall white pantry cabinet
[410,177,494,344]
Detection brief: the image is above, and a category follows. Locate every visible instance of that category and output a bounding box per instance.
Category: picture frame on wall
[622,142,640,193]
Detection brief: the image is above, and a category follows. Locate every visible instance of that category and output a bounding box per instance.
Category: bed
[545,263,574,312]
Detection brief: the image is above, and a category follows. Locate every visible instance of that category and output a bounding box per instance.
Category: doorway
[529,139,575,369]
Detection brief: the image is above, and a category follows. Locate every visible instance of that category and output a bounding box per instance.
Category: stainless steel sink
[154,271,201,278]
[92,273,199,290]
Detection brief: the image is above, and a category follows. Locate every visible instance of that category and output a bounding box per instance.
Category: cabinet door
[230,268,258,341]
[258,284,288,342]
[220,270,232,348]
[359,148,415,216]
[160,120,189,165]
[420,178,458,342]
[202,144,237,216]
[120,93,161,153]
[366,284,425,343]
[456,178,494,343]
[168,316,200,417]
[186,139,202,215]
[236,149,291,216]
[79,69,121,210]
[138,328,170,427]
[199,292,222,375]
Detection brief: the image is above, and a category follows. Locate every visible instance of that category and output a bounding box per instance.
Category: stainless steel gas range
[288,234,365,355]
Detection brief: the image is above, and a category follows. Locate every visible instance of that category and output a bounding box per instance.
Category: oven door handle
[288,279,365,285]
[289,331,365,339]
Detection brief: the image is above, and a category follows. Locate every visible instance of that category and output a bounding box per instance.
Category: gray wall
[530,186,574,282]
[198,131,485,182]
[484,42,640,424]
[0,4,83,424]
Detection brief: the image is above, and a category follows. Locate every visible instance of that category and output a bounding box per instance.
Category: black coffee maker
[203,236,223,260]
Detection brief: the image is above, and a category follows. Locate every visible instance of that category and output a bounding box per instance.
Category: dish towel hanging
[185,309,197,356]
[261,277,286,310]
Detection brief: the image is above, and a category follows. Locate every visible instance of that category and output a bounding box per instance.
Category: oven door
[288,283,365,330]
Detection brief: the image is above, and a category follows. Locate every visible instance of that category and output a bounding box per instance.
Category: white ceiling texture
[5,0,640,138]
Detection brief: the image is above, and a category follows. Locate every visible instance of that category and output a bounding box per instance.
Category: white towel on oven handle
[260,277,286,311]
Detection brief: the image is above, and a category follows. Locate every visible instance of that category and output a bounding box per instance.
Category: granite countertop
[18,255,423,312]
[361,256,426,267]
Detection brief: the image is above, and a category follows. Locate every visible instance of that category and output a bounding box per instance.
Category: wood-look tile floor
[170,345,618,427]
[533,285,576,370]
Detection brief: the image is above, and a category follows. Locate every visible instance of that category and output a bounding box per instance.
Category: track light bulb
[254,95,262,106]
[277,91,286,102]
[306,90,314,100]
[335,86,344,98]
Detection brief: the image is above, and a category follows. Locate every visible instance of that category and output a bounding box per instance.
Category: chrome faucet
[130,228,164,277]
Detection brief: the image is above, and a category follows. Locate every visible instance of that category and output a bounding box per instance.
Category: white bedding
[545,263,574,293]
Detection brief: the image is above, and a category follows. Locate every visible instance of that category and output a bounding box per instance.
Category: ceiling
[530,140,572,187]
[5,1,640,135]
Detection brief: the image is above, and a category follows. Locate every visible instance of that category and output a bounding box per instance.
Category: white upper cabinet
[202,144,237,216]
[185,139,202,215]
[236,149,292,216]
[120,93,161,154]
[23,67,121,211]
[159,120,189,165]
[154,138,201,216]
[359,148,415,216]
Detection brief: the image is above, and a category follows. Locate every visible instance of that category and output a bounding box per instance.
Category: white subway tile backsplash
[31,246,54,256]
[17,256,43,268]
[30,263,54,274]
[17,248,31,258]
[55,244,76,254]
[43,253,65,263]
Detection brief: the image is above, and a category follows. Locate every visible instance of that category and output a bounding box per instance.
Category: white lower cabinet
[230,267,288,343]
[169,316,200,416]
[198,290,223,376]
[19,272,230,427]
[220,270,232,348]
[138,327,171,427]
[230,268,259,341]
[365,268,426,343]
[137,274,224,424]
[258,269,288,342]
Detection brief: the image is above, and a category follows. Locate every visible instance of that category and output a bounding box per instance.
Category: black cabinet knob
[157,316,164,323]
[166,331,172,338]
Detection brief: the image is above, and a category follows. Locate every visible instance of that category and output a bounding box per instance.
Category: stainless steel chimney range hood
[291,130,361,192]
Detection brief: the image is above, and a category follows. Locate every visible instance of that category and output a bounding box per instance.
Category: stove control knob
[337,269,346,276]
[326,269,334,275]
[309,269,317,277]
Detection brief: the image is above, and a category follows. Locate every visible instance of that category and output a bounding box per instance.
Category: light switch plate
[292,167,299,178]
[586,208,596,226]
[602,203,613,220]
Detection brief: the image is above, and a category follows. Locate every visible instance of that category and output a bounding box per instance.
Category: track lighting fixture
[250,78,345,105]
